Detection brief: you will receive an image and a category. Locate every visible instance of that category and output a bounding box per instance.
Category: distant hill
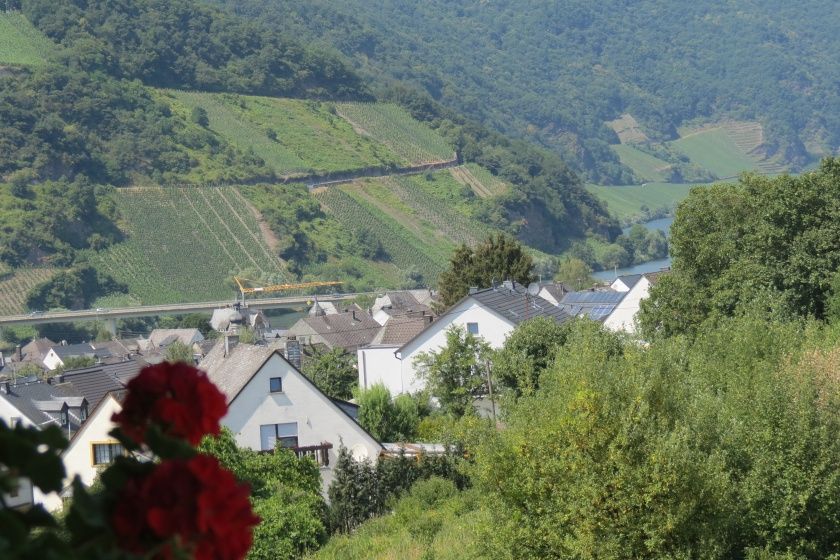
[0,0,629,312]
[215,0,840,183]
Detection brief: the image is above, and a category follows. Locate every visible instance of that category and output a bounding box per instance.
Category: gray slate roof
[60,360,144,408]
[371,315,430,346]
[471,282,573,325]
[1,380,86,433]
[288,311,382,351]
[559,290,627,321]
[615,274,644,290]
[51,343,112,360]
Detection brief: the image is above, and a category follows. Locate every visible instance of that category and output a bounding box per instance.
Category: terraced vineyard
[450,164,509,197]
[165,91,404,176]
[90,187,288,304]
[314,186,447,282]
[0,12,56,66]
[0,268,60,314]
[336,102,454,164]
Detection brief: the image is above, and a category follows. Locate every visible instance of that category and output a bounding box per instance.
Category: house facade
[200,343,383,490]
[39,393,124,512]
[389,282,572,395]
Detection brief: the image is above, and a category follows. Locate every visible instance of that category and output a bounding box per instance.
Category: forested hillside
[215,0,840,183]
[0,0,627,311]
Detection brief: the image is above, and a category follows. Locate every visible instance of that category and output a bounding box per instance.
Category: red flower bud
[113,362,228,445]
[111,454,260,560]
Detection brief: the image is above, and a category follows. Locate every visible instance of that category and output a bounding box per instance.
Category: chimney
[60,340,68,346]
[224,334,230,357]
[0,381,9,395]
[286,338,302,370]
[0,352,5,368]
[502,279,514,291]
[15,345,22,362]
[351,309,357,322]
[468,286,478,295]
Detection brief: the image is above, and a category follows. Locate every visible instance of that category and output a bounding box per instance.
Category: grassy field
[0,268,60,314]
[89,187,288,304]
[336,102,454,164]
[587,182,700,223]
[0,12,56,66]
[163,91,406,176]
[670,127,759,179]
[611,144,672,182]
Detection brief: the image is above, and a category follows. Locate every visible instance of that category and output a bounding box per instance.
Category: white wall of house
[223,354,382,490]
[357,346,402,394]
[1,398,36,509]
[42,349,64,371]
[610,278,633,292]
[40,395,122,512]
[396,299,514,395]
[603,278,649,334]
[0,396,32,428]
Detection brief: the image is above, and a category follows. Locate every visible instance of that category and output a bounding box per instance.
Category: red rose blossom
[113,362,228,445]
[111,454,259,560]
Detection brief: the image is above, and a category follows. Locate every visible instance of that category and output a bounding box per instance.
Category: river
[593,216,674,281]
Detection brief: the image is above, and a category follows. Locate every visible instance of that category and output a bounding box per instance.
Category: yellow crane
[233,276,343,302]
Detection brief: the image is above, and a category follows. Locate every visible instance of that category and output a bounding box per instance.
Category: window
[80,404,88,422]
[59,408,69,427]
[269,377,283,393]
[466,322,479,335]
[259,422,298,451]
[92,443,125,466]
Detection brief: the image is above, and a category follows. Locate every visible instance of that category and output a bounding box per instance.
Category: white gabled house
[371,281,572,396]
[40,393,125,512]
[200,342,383,490]
[602,272,667,333]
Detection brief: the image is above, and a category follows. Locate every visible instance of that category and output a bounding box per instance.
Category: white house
[39,393,125,512]
[602,272,666,333]
[200,342,383,491]
[357,315,431,395]
[0,378,90,511]
[43,342,110,371]
[383,282,572,395]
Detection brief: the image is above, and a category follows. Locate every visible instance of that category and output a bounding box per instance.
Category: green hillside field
[0,268,60,315]
[335,102,455,164]
[88,186,289,304]
[586,182,699,224]
[0,12,56,66]
[163,91,453,178]
[670,127,759,179]
[611,144,672,183]
[311,168,500,285]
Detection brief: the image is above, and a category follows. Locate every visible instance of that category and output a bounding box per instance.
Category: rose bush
[113,362,228,445]
[112,454,258,560]
[0,362,258,560]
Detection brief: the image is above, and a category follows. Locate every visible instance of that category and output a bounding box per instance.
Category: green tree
[356,384,419,441]
[164,340,193,364]
[493,316,573,395]
[190,106,209,127]
[436,234,535,310]
[199,429,327,556]
[413,326,492,417]
[641,161,840,338]
[553,257,593,289]
[304,347,357,400]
